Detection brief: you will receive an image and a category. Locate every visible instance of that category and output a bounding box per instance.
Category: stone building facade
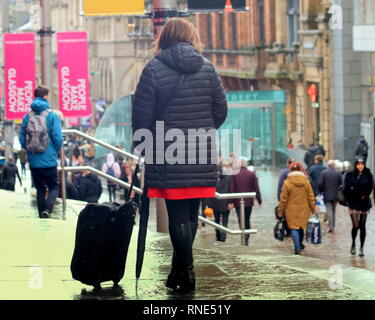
[193,0,336,160]
[351,0,375,170]
[2,0,368,164]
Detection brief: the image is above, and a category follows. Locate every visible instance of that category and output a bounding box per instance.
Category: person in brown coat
[278,161,316,255]
[230,159,262,246]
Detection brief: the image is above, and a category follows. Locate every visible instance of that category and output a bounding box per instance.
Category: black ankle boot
[166,223,198,290]
[168,223,195,292]
[166,253,179,289]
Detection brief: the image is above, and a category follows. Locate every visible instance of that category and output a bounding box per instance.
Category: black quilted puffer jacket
[132,42,228,189]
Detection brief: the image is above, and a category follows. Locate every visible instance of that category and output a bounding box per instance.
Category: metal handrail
[62,129,140,161]
[58,166,143,195]
[216,192,256,199]
[198,216,257,235]
[58,165,257,236]
[60,129,258,245]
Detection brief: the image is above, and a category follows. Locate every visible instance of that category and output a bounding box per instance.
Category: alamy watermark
[29,266,43,290]
[133,121,242,175]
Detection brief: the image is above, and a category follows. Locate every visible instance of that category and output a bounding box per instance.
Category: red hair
[289,161,307,176]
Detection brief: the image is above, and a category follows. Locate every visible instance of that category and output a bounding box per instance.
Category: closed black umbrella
[136,184,149,279]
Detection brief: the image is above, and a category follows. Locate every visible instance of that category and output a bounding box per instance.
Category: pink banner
[57,32,92,118]
[69,117,79,126]
[4,33,35,120]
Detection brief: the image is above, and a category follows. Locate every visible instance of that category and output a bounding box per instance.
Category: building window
[128,17,135,34]
[232,12,237,50]
[287,0,300,48]
[216,53,223,66]
[229,54,236,68]
[257,0,265,46]
[207,14,212,49]
[218,13,224,49]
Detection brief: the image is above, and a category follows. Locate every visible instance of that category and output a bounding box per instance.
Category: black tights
[351,214,368,248]
[165,198,201,226]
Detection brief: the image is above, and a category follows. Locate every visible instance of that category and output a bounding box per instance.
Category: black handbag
[274,218,286,241]
[337,185,348,207]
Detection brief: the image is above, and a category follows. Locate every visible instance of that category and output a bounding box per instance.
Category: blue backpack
[106,164,115,185]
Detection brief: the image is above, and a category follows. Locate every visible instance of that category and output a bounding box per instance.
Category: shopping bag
[274,219,286,241]
[204,206,214,218]
[315,194,326,213]
[306,215,322,244]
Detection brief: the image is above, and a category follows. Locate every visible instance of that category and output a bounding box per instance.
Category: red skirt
[148,187,216,200]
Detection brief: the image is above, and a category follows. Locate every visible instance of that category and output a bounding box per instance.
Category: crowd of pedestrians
[273,136,375,257]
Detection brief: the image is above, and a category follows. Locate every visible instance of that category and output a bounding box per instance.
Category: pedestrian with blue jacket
[277,157,295,201]
[19,86,63,218]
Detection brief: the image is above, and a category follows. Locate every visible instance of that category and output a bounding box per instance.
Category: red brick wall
[264,0,276,45]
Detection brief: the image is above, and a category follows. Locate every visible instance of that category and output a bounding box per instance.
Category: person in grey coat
[204,163,234,242]
[318,160,343,233]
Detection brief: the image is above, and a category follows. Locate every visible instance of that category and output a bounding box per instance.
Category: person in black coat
[204,163,234,242]
[2,157,22,191]
[355,136,368,163]
[304,143,326,168]
[308,154,327,196]
[318,160,343,233]
[132,18,227,293]
[66,181,79,200]
[78,170,102,203]
[343,158,373,257]
[304,148,314,169]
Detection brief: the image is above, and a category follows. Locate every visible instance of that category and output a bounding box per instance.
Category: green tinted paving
[2,179,375,300]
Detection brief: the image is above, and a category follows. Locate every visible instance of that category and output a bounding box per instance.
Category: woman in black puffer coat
[343,158,374,257]
[132,18,228,293]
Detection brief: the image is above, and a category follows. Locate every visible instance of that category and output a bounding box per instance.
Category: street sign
[188,0,247,12]
[226,90,286,104]
[83,0,144,16]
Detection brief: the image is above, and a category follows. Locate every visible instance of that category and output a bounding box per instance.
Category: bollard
[240,198,245,246]
[60,149,67,218]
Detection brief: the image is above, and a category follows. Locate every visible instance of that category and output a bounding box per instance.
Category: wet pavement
[1,168,375,300]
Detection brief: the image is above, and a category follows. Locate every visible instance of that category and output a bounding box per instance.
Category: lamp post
[38,0,55,107]
[152,0,178,39]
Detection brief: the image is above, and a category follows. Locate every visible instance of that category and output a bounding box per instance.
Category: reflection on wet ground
[1,169,375,299]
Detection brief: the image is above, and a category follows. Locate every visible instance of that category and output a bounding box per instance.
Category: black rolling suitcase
[70,161,140,290]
